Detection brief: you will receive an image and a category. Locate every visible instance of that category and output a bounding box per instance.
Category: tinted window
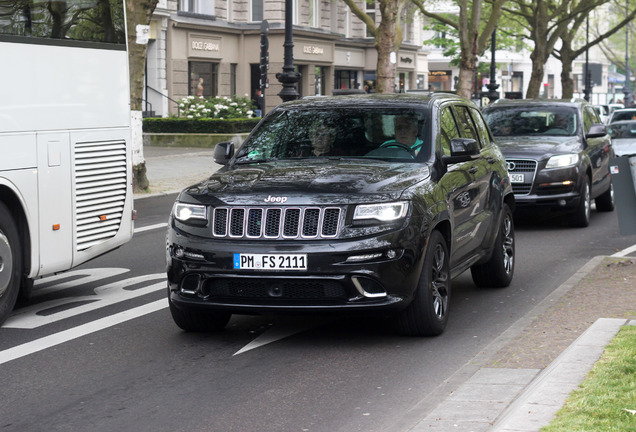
[452,105,479,141]
[483,105,578,137]
[439,107,460,156]
[234,107,430,162]
[0,0,126,45]
[469,107,491,148]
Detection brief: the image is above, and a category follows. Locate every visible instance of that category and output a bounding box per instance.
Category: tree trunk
[126,0,158,192]
[559,45,575,99]
[375,0,398,93]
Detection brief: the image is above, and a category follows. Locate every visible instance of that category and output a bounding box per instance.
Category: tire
[595,182,615,212]
[169,294,231,332]
[0,203,21,327]
[569,177,591,227]
[471,203,515,288]
[395,230,450,337]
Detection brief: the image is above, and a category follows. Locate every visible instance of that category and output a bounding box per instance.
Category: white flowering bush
[177,95,258,119]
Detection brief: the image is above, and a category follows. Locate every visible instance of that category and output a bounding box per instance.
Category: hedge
[143,117,261,134]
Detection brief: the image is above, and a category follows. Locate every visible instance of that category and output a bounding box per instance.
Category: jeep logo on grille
[506,161,516,171]
[264,195,288,204]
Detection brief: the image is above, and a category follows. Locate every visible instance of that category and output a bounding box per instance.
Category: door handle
[469,166,478,174]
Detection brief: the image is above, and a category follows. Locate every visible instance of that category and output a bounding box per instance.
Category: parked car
[166,93,516,337]
[607,107,636,124]
[594,103,624,123]
[608,120,636,156]
[482,98,615,227]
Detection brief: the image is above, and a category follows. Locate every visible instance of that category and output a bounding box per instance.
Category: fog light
[174,246,184,258]
[386,250,397,259]
[558,199,567,206]
[346,253,383,263]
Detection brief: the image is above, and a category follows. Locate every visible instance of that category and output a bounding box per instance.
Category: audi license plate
[233,253,307,270]
[510,173,525,183]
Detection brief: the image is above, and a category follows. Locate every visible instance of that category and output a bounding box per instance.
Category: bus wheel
[0,202,21,326]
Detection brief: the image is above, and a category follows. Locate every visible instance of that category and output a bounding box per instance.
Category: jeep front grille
[507,158,537,195]
[213,206,342,239]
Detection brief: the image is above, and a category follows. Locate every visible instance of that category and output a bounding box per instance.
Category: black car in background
[166,93,516,337]
[483,99,614,227]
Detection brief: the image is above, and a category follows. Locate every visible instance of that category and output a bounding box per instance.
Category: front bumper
[166,223,426,315]
[514,164,582,212]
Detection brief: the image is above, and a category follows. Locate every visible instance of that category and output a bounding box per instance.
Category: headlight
[546,154,579,168]
[353,201,409,222]
[174,202,207,222]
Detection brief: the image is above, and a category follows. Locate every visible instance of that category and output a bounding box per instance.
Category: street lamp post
[584,16,591,101]
[276,0,300,102]
[485,27,500,102]
[624,0,631,105]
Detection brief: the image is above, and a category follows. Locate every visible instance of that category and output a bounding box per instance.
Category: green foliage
[176,95,259,119]
[143,117,260,134]
[541,326,636,432]
[423,20,461,66]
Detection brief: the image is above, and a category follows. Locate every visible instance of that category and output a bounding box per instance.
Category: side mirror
[586,123,607,138]
[213,141,234,165]
[442,138,480,165]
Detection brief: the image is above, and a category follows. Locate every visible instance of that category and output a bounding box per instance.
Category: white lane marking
[5,273,166,329]
[0,299,167,365]
[30,268,130,298]
[611,243,636,258]
[134,223,168,234]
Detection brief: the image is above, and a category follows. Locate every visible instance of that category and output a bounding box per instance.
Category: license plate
[233,253,307,270]
[510,173,525,183]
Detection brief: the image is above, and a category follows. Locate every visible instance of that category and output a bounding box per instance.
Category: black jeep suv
[166,93,516,336]
[482,99,615,227]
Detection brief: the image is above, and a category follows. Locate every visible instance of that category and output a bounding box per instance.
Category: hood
[179,159,431,206]
[493,136,583,160]
[612,138,636,157]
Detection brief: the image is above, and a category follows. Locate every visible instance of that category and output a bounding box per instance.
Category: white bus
[0,0,134,325]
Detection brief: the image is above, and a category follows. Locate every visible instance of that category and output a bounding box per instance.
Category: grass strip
[541,325,636,432]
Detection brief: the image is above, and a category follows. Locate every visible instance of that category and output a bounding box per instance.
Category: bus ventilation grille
[74,140,128,252]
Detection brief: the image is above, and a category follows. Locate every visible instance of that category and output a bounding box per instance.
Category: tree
[413,0,505,100]
[340,0,404,93]
[126,0,159,192]
[556,2,636,99]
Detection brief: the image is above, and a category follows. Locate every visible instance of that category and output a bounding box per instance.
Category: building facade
[145,0,430,117]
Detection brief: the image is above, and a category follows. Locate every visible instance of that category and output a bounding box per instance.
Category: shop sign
[303,45,325,55]
[188,34,222,58]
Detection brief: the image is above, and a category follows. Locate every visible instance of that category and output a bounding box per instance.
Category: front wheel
[168,294,231,332]
[471,203,515,288]
[569,178,591,227]
[0,203,22,327]
[395,230,450,337]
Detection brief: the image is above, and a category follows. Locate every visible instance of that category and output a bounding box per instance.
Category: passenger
[309,119,338,156]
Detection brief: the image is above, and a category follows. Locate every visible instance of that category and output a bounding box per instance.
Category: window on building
[335,70,358,90]
[511,71,523,93]
[365,0,375,38]
[251,0,263,22]
[180,0,214,15]
[231,64,237,96]
[309,0,319,27]
[189,62,218,97]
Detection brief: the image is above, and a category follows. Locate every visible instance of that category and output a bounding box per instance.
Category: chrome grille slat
[212,206,342,240]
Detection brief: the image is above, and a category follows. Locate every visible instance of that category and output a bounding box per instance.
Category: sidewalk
[138,145,636,431]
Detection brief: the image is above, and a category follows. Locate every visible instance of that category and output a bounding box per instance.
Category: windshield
[608,121,636,138]
[483,106,578,137]
[233,107,430,163]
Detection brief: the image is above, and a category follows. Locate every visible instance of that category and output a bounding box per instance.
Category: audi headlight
[353,202,409,222]
[546,154,579,169]
[174,202,207,222]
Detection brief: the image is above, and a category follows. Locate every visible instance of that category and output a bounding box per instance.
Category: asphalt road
[1,196,635,432]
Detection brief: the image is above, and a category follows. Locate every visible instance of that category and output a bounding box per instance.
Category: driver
[383,115,423,151]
